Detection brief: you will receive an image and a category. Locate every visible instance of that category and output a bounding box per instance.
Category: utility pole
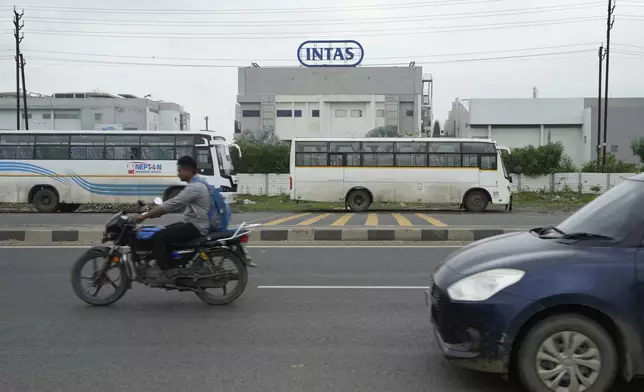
[596,44,605,168]
[204,116,209,131]
[601,0,616,173]
[13,8,24,130]
[20,53,29,130]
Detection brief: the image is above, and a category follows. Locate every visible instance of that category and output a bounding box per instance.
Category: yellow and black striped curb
[0,228,528,243]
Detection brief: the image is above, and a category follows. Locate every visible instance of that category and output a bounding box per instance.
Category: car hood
[439,231,580,277]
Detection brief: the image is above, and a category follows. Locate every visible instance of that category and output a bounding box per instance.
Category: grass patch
[231,192,598,212]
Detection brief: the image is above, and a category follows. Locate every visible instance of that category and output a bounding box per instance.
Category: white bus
[0,130,240,212]
[289,137,512,212]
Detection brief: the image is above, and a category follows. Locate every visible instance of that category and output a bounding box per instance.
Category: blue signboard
[297,40,364,68]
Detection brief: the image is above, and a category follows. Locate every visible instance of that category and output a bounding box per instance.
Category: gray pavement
[0,246,639,392]
[0,210,571,229]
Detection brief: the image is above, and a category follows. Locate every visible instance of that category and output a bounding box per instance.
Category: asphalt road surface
[1,246,640,392]
[0,211,571,229]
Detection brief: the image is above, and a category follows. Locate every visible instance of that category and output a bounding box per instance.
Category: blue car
[429,173,644,392]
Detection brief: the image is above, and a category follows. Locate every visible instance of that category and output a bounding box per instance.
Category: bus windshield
[215,144,235,176]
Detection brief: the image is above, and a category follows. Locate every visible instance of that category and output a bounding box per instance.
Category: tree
[631,137,644,164]
[365,126,416,137]
[234,126,281,146]
[502,142,572,177]
[581,153,639,173]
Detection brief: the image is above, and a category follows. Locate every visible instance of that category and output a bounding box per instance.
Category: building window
[53,113,80,120]
[376,109,385,117]
[21,113,32,119]
[242,110,260,117]
[312,110,320,117]
[276,110,292,117]
[294,110,302,118]
[406,110,414,117]
[335,109,347,117]
[94,113,103,121]
[42,113,51,119]
[350,109,363,118]
[610,145,618,153]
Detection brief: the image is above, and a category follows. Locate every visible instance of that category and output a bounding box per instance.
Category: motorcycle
[70,197,259,306]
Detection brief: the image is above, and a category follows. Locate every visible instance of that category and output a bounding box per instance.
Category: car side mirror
[508,177,513,183]
[153,197,163,205]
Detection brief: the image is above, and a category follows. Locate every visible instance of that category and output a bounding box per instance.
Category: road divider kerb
[0,227,524,244]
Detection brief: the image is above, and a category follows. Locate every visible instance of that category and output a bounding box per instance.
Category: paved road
[0,211,571,229]
[0,246,639,392]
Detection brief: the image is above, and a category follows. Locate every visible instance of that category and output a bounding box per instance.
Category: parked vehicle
[289,137,513,212]
[428,173,644,392]
[71,198,258,306]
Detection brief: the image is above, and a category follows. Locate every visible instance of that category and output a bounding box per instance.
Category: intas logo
[297,40,364,67]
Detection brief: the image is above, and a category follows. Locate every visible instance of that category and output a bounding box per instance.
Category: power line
[20,42,599,63]
[17,49,596,68]
[0,0,501,15]
[7,2,604,27]
[16,16,604,40]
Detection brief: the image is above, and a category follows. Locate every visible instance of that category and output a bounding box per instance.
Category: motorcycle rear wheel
[194,250,248,305]
[70,246,129,306]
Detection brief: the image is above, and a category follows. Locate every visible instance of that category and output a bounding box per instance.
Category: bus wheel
[33,188,59,213]
[463,190,489,213]
[346,189,372,212]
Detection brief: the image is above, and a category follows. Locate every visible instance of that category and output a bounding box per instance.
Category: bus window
[462,142,496,154]
[480,155,498,170]
[195,147,214,176]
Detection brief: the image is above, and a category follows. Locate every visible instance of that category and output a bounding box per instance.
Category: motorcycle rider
[133,155,213,283]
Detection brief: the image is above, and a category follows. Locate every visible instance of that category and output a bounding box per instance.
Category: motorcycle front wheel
[70,246,129,306]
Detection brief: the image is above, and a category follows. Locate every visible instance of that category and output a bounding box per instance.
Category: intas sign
[297,40,364,67]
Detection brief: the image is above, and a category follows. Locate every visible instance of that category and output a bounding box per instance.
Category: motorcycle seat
[170,228,242,248]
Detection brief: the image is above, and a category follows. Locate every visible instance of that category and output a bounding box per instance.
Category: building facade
[0,92,190,131]
[236,66,432,140]
[444,97,643,166]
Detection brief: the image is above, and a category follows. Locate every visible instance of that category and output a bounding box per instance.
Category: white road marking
[258,285,430,290]
[0,245,464,249]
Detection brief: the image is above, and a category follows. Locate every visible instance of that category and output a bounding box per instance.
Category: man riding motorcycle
[133,155,225,284]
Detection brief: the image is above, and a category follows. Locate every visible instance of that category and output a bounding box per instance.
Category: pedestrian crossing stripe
[263,213,447,227]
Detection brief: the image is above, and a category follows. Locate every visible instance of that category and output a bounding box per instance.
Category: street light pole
[601,0,616,172]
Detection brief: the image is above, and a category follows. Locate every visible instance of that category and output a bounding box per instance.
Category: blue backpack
[192,176,231,232]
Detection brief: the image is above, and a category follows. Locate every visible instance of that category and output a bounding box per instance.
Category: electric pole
[13,8,24,130]
[20,53,29,130]
[204,116,209,131]
[596,44,605,168]
[601,0,616,173]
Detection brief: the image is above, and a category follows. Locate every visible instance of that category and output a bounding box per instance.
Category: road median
[0,227,528,245]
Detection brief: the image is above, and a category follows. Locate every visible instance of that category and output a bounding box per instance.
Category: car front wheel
[516,314,618,392]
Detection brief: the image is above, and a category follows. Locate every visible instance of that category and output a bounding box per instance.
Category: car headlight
[447,268,525,302]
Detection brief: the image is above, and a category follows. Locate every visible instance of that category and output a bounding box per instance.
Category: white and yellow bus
[0,130,240,212]
[289,137,512,212]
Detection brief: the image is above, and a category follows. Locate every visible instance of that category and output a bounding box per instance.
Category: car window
[557,179,644,241]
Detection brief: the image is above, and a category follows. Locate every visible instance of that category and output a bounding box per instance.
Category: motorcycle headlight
[447,268,525,302]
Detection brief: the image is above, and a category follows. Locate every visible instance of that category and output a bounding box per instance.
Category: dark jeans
[152,222,201,270]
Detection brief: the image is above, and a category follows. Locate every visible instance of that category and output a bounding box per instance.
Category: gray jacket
[160,175,211,235]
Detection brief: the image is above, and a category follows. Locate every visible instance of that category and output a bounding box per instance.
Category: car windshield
[556,178,644,241]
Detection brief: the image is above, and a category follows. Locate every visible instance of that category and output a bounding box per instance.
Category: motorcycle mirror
[153,197,163,205]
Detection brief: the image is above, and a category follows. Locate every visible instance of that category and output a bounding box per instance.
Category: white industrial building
[0,91,190,131]
[235,66,433,140]
[444,97,644,166]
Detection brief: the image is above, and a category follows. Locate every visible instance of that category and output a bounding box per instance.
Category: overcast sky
[0,0,643,140]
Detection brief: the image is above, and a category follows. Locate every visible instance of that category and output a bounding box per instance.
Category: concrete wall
[235,172,639,196]
[468,98,585,125]
[584,97,644,164]
[0,96,188,131]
